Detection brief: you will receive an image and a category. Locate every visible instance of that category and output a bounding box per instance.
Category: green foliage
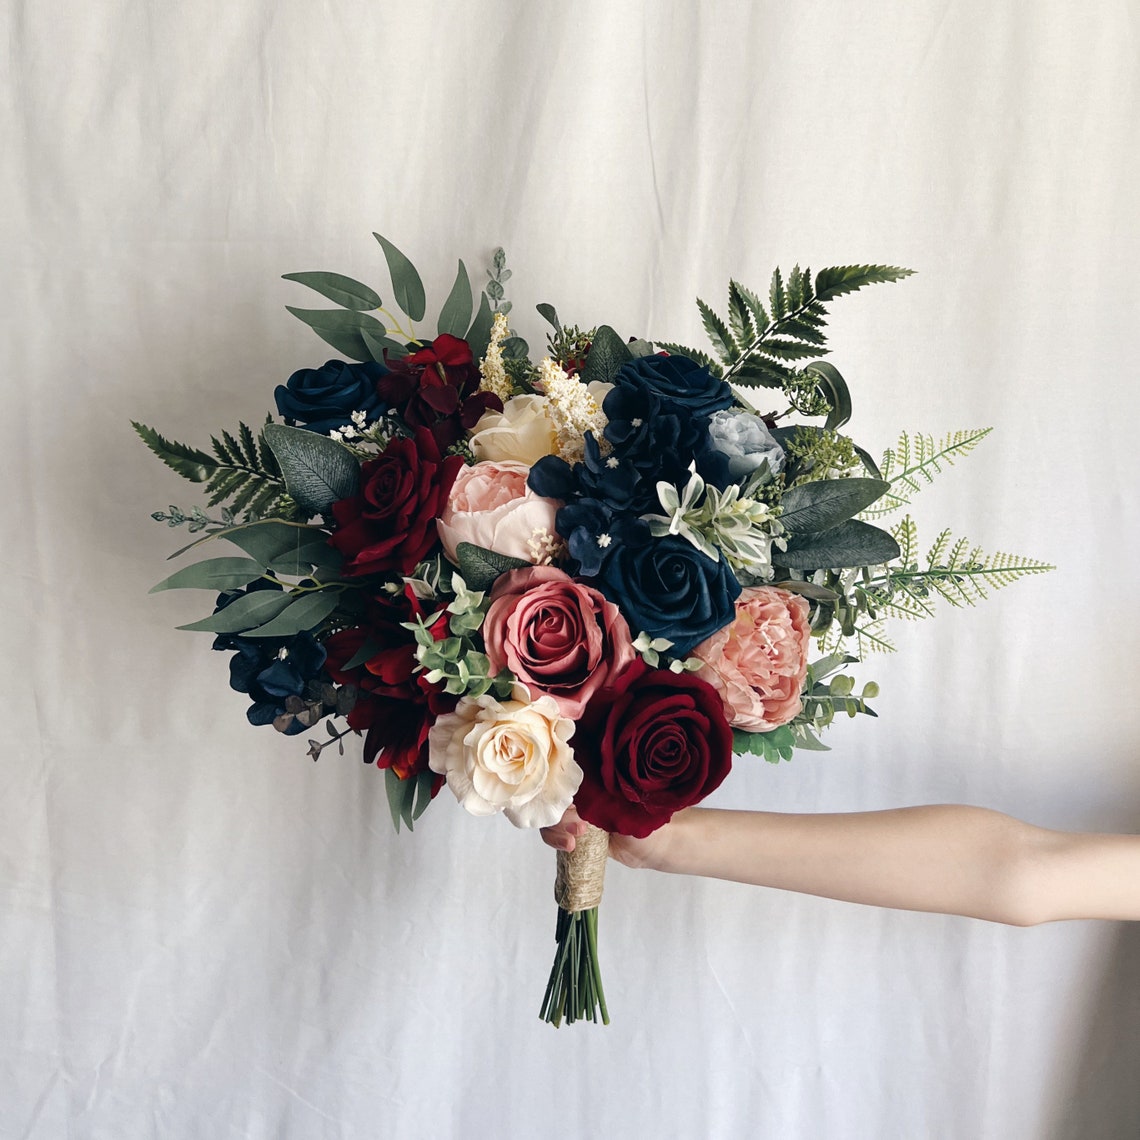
[777,478,890,535]
[780,519,900,570]
[437,260,473,337]
[485,246,512,316]
[732,725,796,763]
[579,325,633,386]
[865,517,1055,617]
[132,421,215,483]
[455,542,529,593]
[385,767,436,833]
[203,420,292,520]
[284,307,389,362]
[374,233,427,321]
[149,557,265,593]
[262,424,359,518]
[280,271,382,311]
[663,265,912,427]
[862,428,993,519]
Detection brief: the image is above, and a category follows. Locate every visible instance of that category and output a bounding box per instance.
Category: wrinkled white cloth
[3,2,1139,1137]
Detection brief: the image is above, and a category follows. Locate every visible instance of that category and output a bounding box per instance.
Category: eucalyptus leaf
[282,271,382,311]
[267,539,342,577]
[385,767,406,832]
[177,589,293,634]
[220,520,332,564]
[793,729,831,752]
[769,579,841,603]
[580,325,633,386]
[626,338,655,358]
[285,307,389,362]
[536,302,561,332]
[263,424,360,517]
[150,557,266,593]
[341,639,382,672]
[360,326,407,363]
[241,589,341,638]
[373,234,426,322]
[502,335,529,360]
[780,519,901,570]
[779,478,890,535]
[466,292,494,361]
[436,260,473,337]
[411,770,435,823]
[455,542,529,592]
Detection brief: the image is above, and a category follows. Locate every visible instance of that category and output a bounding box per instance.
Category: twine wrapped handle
[554,822,608,912]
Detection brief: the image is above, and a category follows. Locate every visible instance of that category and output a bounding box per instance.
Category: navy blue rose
[274,359,389,434]
[612,353,734,420]
[556,499,651,576]
[602,384,710,493]
[595,535,742,656]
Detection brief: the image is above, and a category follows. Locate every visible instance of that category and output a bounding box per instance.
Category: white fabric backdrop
[4,2,1140,1137]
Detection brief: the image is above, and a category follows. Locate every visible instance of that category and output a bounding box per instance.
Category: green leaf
[536,303,561,333]
[437,260,472,337]
[176,589,293,633]
[726,280,756,345]
[267,539,342,577]
[814,265,914,302]
[769,579,840,603]
[132,422,216,483]
[580,325,633,386]
[697,298,737,365]
[150,557,266,593]
[282,271,382,311]
[360,327,407,363]
[779,478,891,534]
[732,725,796,763]
[373,234,426,321]
[465,292,494,361]
[285,307,389,362]
[262,424,360,517]
[341,639,382,671]
[455,542,529,592]
[804,361,853,431]
[780,519,901,570]
[241,589,341,638]
[411,770,435,823]
[385,766,407,833]
[217,520,332,564]
[502,335,529,360]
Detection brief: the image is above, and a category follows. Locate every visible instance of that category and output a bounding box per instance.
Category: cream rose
[690,586,812,731]
[436,460,561,565]
[427,690,581,828]
[469,395,558,464]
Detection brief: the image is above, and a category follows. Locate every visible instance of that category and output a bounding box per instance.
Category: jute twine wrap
[554,823,609,912]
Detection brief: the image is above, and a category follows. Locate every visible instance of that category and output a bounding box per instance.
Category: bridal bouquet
[136,235,1050,1024]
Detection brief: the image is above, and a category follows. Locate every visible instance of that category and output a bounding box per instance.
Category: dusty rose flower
[469,395,558,464]
[690,586,812,731]
[436,460,560,565]
[483,566,636,719]
[427,688,581,828]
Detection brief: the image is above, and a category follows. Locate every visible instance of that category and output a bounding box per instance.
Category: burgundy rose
[482,565,636,719]
[324,589,454,781]
[377,334,502,450]
[328,427,464,578]
[573,663,733,837]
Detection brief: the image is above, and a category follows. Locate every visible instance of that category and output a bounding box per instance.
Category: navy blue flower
[211,582,330,733]
[557,499,651,576]
[611,353,734,420]
[595,535,741,656]
[274,359,388,434]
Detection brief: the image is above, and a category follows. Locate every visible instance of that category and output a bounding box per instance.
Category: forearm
[653,805,1140,925]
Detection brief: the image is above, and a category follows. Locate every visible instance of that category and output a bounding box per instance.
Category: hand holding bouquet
[136,236,1051,1025]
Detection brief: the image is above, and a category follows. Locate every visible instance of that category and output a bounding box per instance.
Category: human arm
[541,804,1140,925]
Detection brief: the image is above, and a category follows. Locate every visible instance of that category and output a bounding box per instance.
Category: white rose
[428,691,581,828]
[469,395,558,465]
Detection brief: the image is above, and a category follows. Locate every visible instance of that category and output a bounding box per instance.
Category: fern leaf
[226,474,265,518]
[760,338,828,361]
[814,265,914,302]
[239,421,259,467]
[733,359,795,388]
[777,316,828,346]
[132,422,217,483]
[769,267,787,320]
[696,298,738,365]
[738,282,770,331]
[727,280,756,345]
[864,428,993,518]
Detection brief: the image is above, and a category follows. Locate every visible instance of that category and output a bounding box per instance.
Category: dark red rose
[377,334,502,450]
[324,589,454,782]
[573,663,733,837]
[328,427,464,578]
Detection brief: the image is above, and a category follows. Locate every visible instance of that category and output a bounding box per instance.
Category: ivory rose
[469,395,558,464]
[690,586,812,731]
[427,689,581,828]
[483,566,636,719]
[436,460,560,565]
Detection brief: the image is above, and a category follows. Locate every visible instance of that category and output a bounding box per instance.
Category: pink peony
[436,460,561,566]
[482,566,637,719]
[690,586,812,732]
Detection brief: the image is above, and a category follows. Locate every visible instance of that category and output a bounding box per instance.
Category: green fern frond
[657,342,724,376]
[132,421,217,483]
[864,428,993,518]
[696,299,737,365]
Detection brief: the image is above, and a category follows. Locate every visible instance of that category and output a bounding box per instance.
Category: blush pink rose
[482,565,636,719]
[436,460,560,565]
[690,586,812,732]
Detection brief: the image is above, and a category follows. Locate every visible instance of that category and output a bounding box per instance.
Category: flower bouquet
[136,235,1051,1025]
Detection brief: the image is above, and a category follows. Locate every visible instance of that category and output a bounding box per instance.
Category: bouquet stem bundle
[540,824,610,1026]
